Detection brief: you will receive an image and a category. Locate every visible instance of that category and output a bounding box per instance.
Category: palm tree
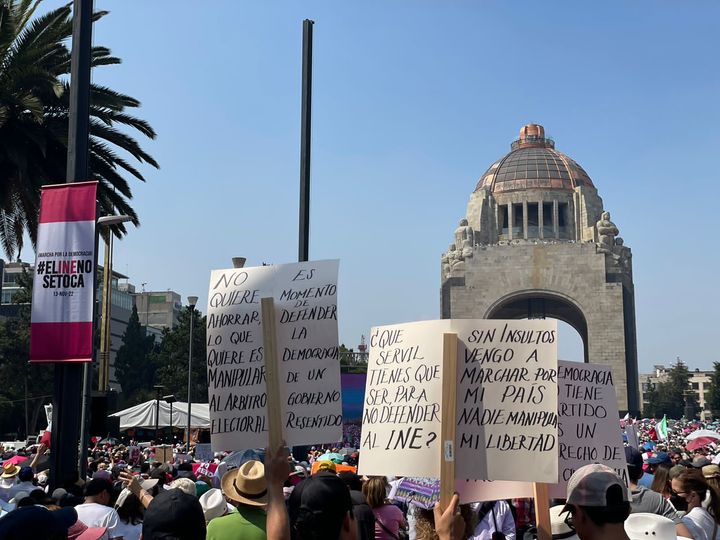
[0,0,158,258]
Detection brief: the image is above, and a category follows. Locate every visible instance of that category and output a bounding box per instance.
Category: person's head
[170,477,197,497]
[142,488,206,540]
[199,488,227,523]
[84,478,113,506]
[18,466,34,483]
[289,474,355,540]
[625,447,644,483]
[361,476,388,508]
[115,489,144,526]
[671,468,720,518]
[0,505,78,540]
[563,464,630,539]
[703,465,720,498]
[650,464,671,497]
[337,471,362,492]
[220,460,267,508]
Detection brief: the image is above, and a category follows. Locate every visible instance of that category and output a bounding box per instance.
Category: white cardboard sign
[205,260,341,451]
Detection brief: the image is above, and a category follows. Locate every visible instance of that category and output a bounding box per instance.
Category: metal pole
[169,401,173,443]
[99,231,112,391]
[51,0,94,491]
[298,19,314,262]
[187,306,194,451]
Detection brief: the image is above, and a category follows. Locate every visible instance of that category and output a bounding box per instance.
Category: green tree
[645,360,691,419]
[706,362,720,417]
[153,307,207,403]
[0,0,158,258]
[114,305,156,406]
[0,270,54,438]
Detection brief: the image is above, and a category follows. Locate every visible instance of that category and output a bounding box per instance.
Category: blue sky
[25,1,720,372]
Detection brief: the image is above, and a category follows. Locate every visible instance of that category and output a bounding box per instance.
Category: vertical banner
[205,260,341,451]
[30,181,97,363]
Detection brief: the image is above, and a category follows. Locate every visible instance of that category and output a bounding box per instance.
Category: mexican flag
[657,415,668,441]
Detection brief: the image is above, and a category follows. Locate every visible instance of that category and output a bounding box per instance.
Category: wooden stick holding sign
[261,297,283,450]
[533,482,552,540]
[440,333,457,508]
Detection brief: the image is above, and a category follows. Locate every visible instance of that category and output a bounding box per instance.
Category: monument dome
[441,123,639,413]
[477,124,594,194]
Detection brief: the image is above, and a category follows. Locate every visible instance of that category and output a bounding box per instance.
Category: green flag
[657,415,668,441]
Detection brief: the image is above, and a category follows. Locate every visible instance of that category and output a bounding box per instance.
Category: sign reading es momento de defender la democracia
[30,182,98,363]
[206,260,342,451]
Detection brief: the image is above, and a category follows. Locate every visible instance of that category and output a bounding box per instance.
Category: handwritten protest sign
[359,320,451,478]
[550,360,628,497]
[206,260,341,450]
[359,319,558,483]
[454,320,558,483]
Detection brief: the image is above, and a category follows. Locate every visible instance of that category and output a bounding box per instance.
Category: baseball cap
[0,505,78,539]
[142,486,206,540]
[289,475,353,540]
[625,447,644,470]
[647,452,671,465]
[316,461,337,474]
[564,463,629,509]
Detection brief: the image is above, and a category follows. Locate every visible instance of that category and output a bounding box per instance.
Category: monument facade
[441,124,639,413]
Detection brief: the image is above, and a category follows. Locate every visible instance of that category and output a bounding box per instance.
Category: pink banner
[30,182,97,363]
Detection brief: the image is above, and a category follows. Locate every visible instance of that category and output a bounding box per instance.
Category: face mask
[670,494,688,512]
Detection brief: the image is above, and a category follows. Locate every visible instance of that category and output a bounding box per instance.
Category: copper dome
[476,124,594,194]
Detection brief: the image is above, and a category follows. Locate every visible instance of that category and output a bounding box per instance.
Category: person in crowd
[0,462,21,502]
[704,465,720,500]
[413,503,473,540]
[142,487,206,540]
[560,463,631,540]
[206,460,268,540]
[199,488,228,524]
[651,464,673,499]
[362,476,407,540]
[288,471,358,540]
[671,468,720,540]
[625,446,687,535]
[469,499,516,540]
[0,504,83,539]
[339,471,376,540]
[114,488,144,540]
[75,478,124,540]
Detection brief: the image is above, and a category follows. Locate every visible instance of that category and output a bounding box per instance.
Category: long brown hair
[650,464,671,498]
[677,469,720,521]
[362,476,388,508]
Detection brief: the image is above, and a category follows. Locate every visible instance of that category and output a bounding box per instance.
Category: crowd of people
[1,417,720,539]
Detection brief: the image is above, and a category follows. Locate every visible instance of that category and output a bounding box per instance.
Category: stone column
[508,203,513,240]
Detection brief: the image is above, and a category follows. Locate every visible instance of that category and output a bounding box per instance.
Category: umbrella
[686,430,720,442]
[98,437,119,445]
[390,477,439,510]
[2,455,28,466]
[220,449,265,468]
[686,437,717,452]
[316,452,344,463]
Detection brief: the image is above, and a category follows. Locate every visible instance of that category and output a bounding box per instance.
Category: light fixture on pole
[164,394,176,443]
[232,257,246,269]
[78,213,132,476]
[153,384,164,442]
[186,295,198,451]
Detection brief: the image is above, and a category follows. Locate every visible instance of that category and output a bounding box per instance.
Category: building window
[692,383,699,390]
[499,205,509,235]
[527,203,539,237]
[558,203,567,228]
[513,203,523,236]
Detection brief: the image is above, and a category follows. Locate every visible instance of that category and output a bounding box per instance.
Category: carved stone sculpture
[596,211,619,252]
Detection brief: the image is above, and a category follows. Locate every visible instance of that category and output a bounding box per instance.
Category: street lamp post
[164,394,176,443]
[186,296,198,451]
[153,384,164,442]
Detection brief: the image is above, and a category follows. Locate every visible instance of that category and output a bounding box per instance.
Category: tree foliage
[152,307,207,403]
[114,304,156,406]
[706,362,720,416]
[645,361,691,419]
[0,270,54,438]
[0,0,158,258]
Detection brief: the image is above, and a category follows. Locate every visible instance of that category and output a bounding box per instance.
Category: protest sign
[206,260,341,451]
[625,423,639,450]
[549,360,628,497]
[359,319,558,483]
[128,446,141,466]
[30,181,98,363]
[194,443,213,463]
[454,320,558,483]
[358,320,451,478]
[155,445,172,464]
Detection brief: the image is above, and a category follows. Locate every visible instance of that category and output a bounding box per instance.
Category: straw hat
[220,460,267,507]
[703,464,720,479]
[199,488,227,522]
[549,505,580,540]
[1,462,20,479]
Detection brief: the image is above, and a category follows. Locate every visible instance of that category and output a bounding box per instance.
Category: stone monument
[441,124,639,413]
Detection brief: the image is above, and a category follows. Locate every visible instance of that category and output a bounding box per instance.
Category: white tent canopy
[109,399,210,430]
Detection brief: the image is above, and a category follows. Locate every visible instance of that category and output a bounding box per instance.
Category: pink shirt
[372,504,405,540]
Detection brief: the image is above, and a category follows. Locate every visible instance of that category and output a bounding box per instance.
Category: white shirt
[470,500,516,540]
[681,506,720,540]
[75,502,123,539]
